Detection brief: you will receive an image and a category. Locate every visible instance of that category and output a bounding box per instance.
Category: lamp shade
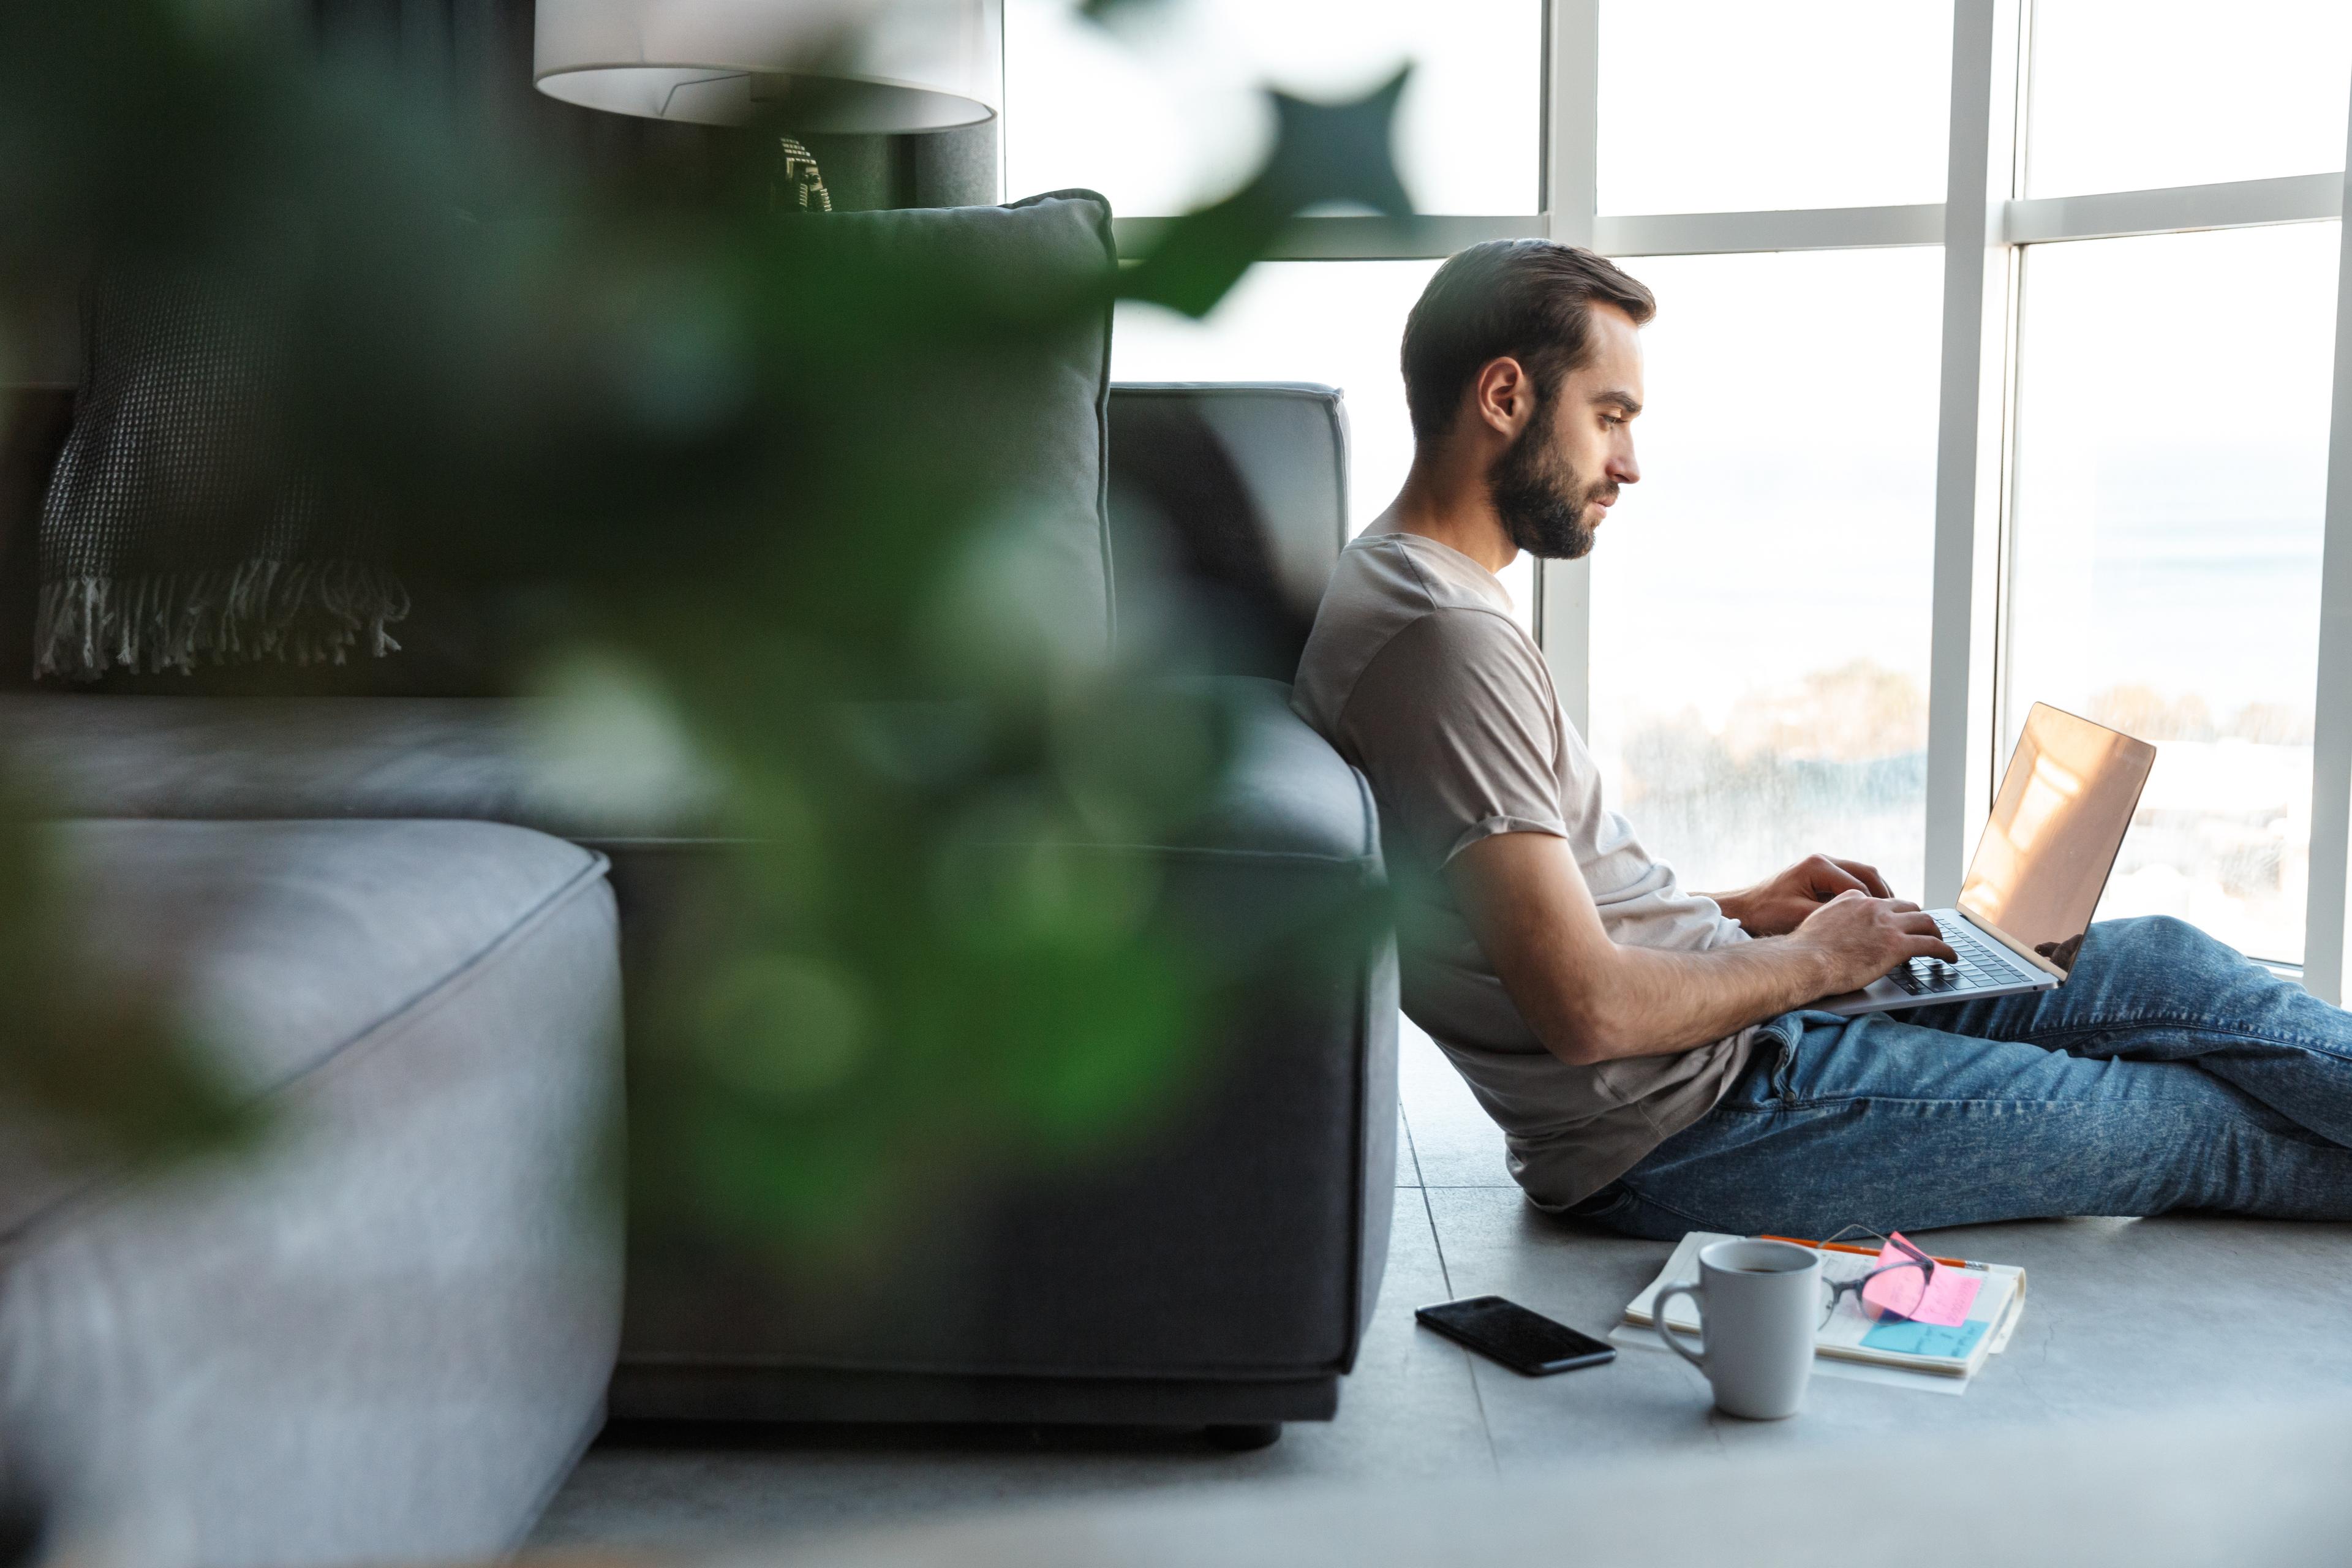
[534,0,1000,132]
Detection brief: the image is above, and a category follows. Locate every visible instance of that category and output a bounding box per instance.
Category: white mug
[1653,1238,1822,1420]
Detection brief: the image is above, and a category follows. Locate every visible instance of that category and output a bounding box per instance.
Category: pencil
[1759,1234,1978,1270]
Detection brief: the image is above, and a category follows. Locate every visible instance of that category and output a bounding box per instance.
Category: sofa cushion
[67,820,610,1087]
[1,818,612,1237]
[0,695,709,843]
[821,191,1118,652]
[0,677,1368,863]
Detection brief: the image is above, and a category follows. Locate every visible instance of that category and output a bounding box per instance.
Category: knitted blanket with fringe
[34,257,409,682]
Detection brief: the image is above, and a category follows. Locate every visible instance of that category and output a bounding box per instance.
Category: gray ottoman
[0,819,622,1568]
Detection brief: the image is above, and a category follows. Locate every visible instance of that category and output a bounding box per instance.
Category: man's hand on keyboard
[1792,890,1961,998]
[1709,853,1897,938]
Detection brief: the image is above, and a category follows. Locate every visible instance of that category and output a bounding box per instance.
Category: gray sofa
[2,819,624,1568]
[0,380,1394,1561]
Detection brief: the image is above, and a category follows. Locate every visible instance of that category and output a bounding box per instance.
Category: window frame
[1085,0,2352,995]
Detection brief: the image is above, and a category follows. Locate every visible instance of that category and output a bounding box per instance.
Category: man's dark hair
[1400,241,1657,442]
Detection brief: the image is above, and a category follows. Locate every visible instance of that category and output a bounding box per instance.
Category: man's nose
[1610,444,1640,486]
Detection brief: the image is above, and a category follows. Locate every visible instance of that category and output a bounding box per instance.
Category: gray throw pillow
[813,190,1117,654]
[29,190,1120,684]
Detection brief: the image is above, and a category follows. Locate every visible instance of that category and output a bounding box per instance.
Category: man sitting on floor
[1292,238,2352,1238]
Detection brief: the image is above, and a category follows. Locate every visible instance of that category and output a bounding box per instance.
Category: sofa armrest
[618,677,1399,1394]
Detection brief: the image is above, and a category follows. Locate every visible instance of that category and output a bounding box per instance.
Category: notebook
[1623,1232,2029,1381]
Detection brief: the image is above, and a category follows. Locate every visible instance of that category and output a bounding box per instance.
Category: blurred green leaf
[0,778,257,1166]
[1120,69,1415,317]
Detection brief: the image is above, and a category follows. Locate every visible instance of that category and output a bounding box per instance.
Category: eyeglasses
[1815,1225,1937,1330]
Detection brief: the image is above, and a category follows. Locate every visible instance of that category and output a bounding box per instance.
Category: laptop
[1818,703,2157,1017]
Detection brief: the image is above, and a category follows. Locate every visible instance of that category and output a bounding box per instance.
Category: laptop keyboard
[1885,914,2032,997]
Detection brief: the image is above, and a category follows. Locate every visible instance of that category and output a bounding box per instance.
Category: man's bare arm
[1447,833,1957,1067]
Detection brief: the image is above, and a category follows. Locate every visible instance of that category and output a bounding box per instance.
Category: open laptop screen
[1956,704,2157,974]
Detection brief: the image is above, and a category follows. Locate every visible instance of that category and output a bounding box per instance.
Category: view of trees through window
[1586,248,1944,902]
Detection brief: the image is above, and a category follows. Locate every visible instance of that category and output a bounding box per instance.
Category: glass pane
[2007,223,2339,963]
[2027,1,2352,198]
[1005,0,1542,218]
[1114,260,1535,625]
[1597,1,1953,215]
[1587,248,1945,900]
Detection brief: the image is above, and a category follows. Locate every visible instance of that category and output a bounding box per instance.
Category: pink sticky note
[1860,1233,1982,1327]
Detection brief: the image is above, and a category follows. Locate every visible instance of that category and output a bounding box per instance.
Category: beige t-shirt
[1292,530,1757,1208]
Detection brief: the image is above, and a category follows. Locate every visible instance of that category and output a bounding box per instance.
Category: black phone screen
[1414,1295,1616,1376]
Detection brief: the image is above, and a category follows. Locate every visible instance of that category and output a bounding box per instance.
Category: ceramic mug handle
[1653,1281,1706,1371]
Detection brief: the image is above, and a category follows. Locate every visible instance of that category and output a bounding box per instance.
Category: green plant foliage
[0,0,1406,1250]
[0,777,256,1169]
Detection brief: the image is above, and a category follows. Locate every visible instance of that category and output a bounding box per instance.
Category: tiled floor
[530,1017,2352,1553]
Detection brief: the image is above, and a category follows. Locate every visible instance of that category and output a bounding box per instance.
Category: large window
[1005,0,2352,995]
[2007,224,2339,962]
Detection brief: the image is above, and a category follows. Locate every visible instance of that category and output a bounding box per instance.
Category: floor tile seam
[1414,1180,1452,1298]
[1459,1360,1504,1477]
[1399,1103,1428,1189]
[1412,1169,1502,1478]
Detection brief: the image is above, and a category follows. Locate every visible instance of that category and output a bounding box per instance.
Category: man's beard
[1487,413,1615,560]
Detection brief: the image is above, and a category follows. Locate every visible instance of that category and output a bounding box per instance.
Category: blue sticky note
[1860,1317,1989,1360]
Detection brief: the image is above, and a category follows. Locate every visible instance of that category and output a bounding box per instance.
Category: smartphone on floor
[1415,1295,1616,1376]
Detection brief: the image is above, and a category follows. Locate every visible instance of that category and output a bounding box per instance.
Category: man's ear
[1471,356,1534,439]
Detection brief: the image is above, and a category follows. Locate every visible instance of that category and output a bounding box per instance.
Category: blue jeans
[1572,916,2352,1241]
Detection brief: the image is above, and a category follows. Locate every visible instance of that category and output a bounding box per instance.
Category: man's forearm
[1449,833,1939,1073]
[1556,937,1837,1065]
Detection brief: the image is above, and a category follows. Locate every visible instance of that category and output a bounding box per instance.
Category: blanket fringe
[33,560,412,682]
